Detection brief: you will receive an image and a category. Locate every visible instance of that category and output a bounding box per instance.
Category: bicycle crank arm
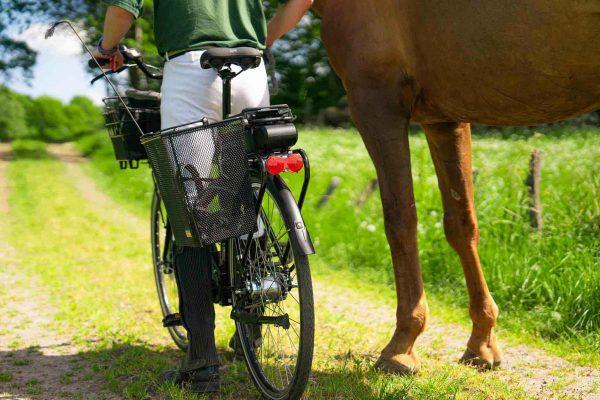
[231,309,290,329]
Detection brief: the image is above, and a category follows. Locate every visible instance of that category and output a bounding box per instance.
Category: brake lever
[90,64,133,85]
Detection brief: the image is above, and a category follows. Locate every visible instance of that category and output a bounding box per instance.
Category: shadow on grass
[0,342,394,400]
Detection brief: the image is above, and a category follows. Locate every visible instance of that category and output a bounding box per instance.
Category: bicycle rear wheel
[231,175,314,400]
[151,188,188,350]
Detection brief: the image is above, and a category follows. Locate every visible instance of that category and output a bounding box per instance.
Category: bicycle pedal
[162,313,183,327]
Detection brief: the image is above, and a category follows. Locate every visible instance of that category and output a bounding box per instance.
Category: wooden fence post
[317,176,342,208]
[355,178,379,207]
[526,149,542,234]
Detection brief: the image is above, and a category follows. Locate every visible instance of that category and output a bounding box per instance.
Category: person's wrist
[97,36,118,56]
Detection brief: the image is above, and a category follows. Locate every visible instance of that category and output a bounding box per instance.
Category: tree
[27,96,71,142]
[0,15,36,81]
[1,0,109,82]
[0,86,29,141]
[65,95,103,136]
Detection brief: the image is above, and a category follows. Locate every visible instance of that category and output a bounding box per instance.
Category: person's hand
[92,38,124,71]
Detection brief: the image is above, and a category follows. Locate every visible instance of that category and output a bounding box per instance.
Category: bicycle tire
[151,188,188,351]
[231,174,314,400]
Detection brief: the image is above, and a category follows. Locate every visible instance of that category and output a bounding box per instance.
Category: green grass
[0,372,13,383]
[4,145,532,399]
[77,126,600,365]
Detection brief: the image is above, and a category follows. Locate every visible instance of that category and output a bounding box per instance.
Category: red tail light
[266,156,286,175]
[285,153,304,172]
[265,153,304,175]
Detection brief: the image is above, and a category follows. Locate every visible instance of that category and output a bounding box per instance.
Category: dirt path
[45,143,145,237]
[0,144,118,400]
[2,143,598,399]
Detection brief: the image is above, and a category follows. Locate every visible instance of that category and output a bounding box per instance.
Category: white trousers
[160,50,270,129]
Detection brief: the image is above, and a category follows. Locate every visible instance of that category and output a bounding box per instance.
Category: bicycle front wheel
[232,175,314,400]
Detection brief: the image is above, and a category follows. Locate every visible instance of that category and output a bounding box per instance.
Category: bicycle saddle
[200,47,263,71]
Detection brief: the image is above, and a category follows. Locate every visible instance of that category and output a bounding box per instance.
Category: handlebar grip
[89,58,111,69]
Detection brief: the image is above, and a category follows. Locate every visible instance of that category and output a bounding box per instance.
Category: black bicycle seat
[200,47,263,71]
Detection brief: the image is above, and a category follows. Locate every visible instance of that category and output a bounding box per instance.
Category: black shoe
[159,365,220,394]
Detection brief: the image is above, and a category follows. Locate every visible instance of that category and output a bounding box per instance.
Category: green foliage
[0,36,37,82]
[64,96,104,136]
[265,8,346,122]
[0,2,37,80]
[26,96,71,141]
[11,139,48,159]
[2,0,105,81]
[0,86,102,142]
[76,130,105,156]
[0,86,29,141]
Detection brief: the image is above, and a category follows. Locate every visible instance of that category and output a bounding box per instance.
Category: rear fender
[269,175,315,256]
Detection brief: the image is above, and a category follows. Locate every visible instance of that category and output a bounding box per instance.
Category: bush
[76,130,105,157]
[11,139,48,159]
[0,86,29,141]
[65,96,103,137]
[0,86,104,143]
[26,96,73,142]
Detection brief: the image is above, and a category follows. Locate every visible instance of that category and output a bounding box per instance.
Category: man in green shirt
[94,0,312,394]
[95,1,311,70]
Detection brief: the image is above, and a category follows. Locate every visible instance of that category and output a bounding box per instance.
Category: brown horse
[312,0,600,373]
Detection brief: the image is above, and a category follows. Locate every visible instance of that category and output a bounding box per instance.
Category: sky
[7,23,106,105]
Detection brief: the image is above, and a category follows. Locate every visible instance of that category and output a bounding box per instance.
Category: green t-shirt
[105,0,271,55]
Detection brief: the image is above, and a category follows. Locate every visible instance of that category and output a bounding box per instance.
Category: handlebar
[89,45,162,84]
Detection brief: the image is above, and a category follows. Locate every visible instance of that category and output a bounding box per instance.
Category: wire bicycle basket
[142,117,257,247]
[103,90,161,169]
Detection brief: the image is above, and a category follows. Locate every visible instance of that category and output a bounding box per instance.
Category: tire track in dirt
[0,143,119,400]
[45,143,145,238]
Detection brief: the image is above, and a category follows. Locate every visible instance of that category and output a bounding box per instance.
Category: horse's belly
[415,76,600,126]
[409,0,600,125]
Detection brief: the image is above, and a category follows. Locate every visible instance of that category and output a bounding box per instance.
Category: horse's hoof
[459,348,501,371]
[374,353,420,375]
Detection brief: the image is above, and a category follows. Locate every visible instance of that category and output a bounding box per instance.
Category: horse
[313,0,600,373]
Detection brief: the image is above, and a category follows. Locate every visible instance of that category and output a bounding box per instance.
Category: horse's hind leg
[347,84,428,374]
[422,122,502,370]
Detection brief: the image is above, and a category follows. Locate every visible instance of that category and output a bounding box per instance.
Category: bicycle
[90,44,315,400]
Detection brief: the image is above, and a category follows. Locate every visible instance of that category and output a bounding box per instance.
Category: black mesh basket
[103,94,160,169]
[142,117,257,247]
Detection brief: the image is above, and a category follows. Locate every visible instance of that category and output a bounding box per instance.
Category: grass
[75,126,600,365]
[77,128,600,353]
[0,372,13,383]
[2,142,537,399]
